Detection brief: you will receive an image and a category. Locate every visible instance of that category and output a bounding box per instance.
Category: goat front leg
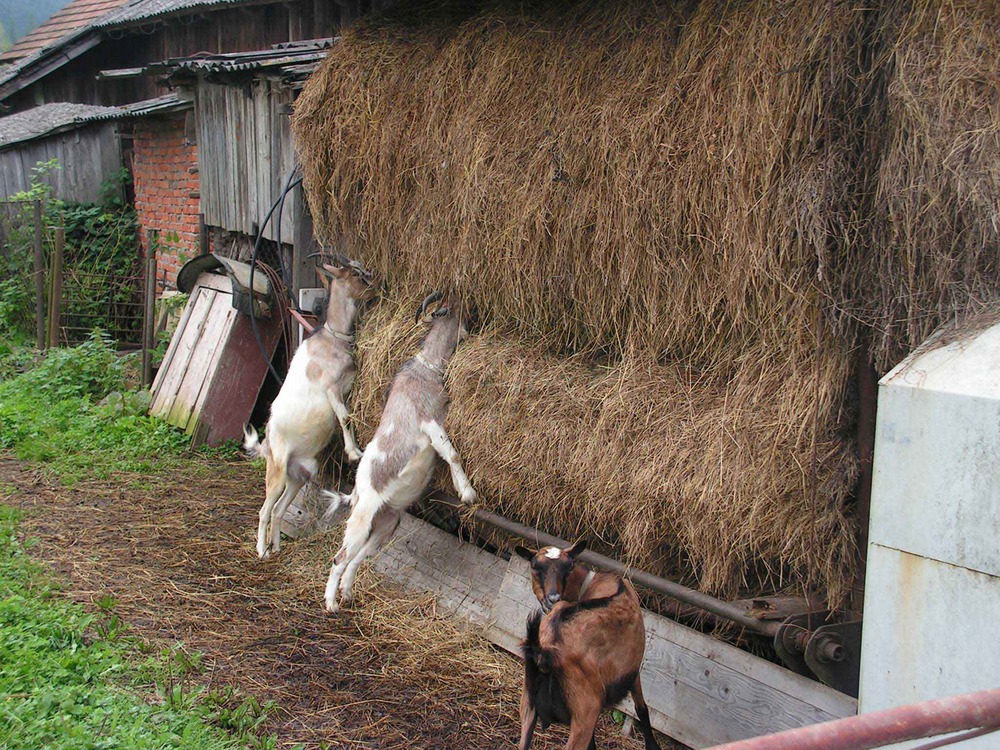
[422,420,477,504]
[330,392,363,463]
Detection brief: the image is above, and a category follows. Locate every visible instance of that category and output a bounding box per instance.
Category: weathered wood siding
[0,122,121,202]
[370,513,859,749]
[4,0,342,111]
[196,80,297,243]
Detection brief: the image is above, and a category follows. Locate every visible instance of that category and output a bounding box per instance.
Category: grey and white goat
[322,292,477,612]
[245,255,376,560]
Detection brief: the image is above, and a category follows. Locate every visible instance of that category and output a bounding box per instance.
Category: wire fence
[0,198,146,349]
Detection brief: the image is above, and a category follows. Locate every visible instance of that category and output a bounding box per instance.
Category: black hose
[249,165,301,386]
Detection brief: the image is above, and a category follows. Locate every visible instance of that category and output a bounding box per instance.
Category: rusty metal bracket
[804,620,862,698]
[775,612,862,697]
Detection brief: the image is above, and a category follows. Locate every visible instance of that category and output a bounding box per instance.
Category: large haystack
[292,0,998,606]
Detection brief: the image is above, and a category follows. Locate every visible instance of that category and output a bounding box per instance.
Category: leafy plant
[0,332,189,480]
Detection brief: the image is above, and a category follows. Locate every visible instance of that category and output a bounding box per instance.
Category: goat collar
[323,322,355,344]
[415,352,445,377]
[576,569,597,600]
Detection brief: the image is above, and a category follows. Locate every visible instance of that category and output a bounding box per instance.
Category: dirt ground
[2,456,669,750]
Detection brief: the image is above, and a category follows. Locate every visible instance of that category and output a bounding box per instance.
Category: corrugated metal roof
[144,41,332,79]
[0,0,129,64]
[0,95,188,149]
[95,0,262,28]
[0,0,261,95]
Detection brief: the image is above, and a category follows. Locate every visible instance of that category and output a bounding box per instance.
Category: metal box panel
[860,545,1000,749]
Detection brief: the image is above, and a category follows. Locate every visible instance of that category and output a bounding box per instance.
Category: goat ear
[315,267,330,290]
[514,545,535,562]
[565,539,588,559]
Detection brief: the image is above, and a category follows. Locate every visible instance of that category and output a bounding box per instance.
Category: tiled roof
[0,0,129,64]
[95,0,260,28]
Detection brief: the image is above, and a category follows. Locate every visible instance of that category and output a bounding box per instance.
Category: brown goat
[514,541,661,750]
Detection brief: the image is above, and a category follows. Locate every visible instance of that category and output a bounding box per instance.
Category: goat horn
[416,291,444,323]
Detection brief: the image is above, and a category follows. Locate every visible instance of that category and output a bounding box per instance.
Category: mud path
[2,457,658,750]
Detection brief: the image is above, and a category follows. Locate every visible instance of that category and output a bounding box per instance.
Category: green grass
[0,505,281,750]
[0,333,239,482]
[0,337,272,749]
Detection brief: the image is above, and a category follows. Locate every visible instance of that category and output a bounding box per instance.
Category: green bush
[0,160,141,344]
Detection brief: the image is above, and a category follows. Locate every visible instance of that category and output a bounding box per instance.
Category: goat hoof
[257,543,272,560]
[460,488,478,505]
[346,449,363,463]
[324,597,340,614]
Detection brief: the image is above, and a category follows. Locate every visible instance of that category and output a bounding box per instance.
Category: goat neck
[416,316,462,374]
[323,286,359,342]
[561,564,599,603]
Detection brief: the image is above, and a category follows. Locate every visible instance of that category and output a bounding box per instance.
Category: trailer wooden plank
[371,514,508,627]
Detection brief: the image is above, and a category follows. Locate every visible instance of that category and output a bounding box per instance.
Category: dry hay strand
[853,0,1000,370]
[279,500,656,750]
[349,297,859,607]
[294,0,866,366]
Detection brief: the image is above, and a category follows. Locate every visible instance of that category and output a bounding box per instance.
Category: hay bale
[348,298,859,605]
[294,0,871,605]
[294,0,865,362]
[856,0,1000,370]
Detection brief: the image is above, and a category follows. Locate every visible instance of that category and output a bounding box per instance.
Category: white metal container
[860,320,1000,748]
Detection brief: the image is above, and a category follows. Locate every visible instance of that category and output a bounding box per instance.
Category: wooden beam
[32,201,44,349]
[291,181,317,300]
[46,225,63,348]
[369,513,858,749]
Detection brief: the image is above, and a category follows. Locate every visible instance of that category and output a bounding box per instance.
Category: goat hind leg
[337,508,400,604]
[564,699,601,750]
[256,462,286,559]
[630,676,661,750]
[517,682,538,750]
[324,506,375,612]
[267,476,305,556]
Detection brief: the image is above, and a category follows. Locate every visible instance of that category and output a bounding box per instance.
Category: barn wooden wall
[196,80,297,243]
[0,123,122,203]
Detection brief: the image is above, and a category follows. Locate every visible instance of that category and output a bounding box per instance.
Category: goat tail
[243,424,270,459]
[523,611,558,674]
[320,488,355,524]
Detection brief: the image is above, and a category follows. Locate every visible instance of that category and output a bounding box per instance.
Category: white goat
[322,292,477,612]
[245,255,376,560]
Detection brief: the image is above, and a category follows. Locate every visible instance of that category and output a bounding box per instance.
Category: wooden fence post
[32,200,45,349]
[142,230,158,387]
[46,225,64,348]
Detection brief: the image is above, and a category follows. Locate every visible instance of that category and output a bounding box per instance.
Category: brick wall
[132,112,200,291]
